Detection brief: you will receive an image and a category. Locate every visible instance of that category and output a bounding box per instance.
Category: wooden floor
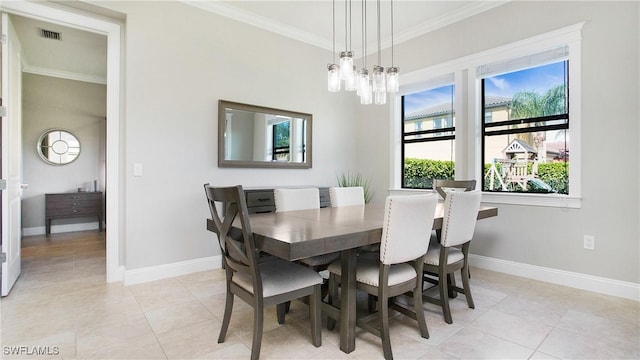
[21,230,106,264]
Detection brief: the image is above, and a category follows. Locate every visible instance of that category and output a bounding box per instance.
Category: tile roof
[405,96,511,120]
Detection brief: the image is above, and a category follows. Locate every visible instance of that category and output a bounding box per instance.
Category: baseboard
[469,254,640,301]
[23,222,103,236]
[123,255,223,286]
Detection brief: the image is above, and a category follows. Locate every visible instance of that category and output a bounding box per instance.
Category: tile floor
[1,230,638,359]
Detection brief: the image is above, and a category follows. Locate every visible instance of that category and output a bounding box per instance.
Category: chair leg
[447,273,458,298]
[310,284,322,347]
[439,272,453,324]
[276,303,287,324]
[327,274,338,330]
[379,294,393,360]
[461,266,475,309]
[413,284,429,339]
[250,304,264,360]
[218,291,234,343]
[368,294,377,313]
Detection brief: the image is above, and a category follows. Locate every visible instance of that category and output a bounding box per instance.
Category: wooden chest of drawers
[45,192,103,235]
[244,187,330,214]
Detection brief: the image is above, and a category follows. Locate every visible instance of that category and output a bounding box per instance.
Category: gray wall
[22,73,106,231]
[358,1,639,283]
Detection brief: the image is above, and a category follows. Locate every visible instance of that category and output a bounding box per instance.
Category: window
[392,23,583,207]
[482,61,569,194]
[401,84,455,189]
[272,121,291,161]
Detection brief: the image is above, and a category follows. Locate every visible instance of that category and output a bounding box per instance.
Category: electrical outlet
[583,235,595,250]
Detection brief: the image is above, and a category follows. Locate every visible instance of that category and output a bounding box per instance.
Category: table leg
[339,248,357,353]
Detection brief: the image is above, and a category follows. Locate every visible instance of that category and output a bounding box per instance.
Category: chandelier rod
[391,0,394,66]
[332,0,336,61]
[376,0,381,65]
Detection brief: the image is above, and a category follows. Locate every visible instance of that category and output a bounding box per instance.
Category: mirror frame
[218,100,313,169]
[36,128,81,166]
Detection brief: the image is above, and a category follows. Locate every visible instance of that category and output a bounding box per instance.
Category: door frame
[1,0,123,282]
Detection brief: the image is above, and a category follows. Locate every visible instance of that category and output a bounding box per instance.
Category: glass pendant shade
[373,65,386,93]
[357,69,369,96]
[327,64,341,92]
[387,67,399,92]
[339,51,354,80]
[345,66,357,91]
[360,82,373,104]
[374,88,387,104]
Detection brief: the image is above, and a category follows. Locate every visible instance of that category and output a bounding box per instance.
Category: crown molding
[23,63,107,85]
[390,1,510,49]
[181,0,332,49]
[181,0,510,55]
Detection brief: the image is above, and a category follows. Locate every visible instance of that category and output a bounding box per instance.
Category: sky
[403,61,567,115]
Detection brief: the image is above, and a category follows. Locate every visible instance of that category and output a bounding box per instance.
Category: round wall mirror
[37,129,81,165]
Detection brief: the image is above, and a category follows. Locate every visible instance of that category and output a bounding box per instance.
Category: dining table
[206,202,498,353]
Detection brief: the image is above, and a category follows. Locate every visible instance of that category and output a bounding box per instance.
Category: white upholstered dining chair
[422,190,482,324]
[327,194,438,360]
[274,188,341,310]
[273,188,320,212]
[329,186,365,207]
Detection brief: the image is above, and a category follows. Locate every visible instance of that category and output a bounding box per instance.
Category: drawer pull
[257,198,270,202]
[73,209,79,213]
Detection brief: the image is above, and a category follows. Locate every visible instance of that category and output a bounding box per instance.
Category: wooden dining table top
[207,203,498,261]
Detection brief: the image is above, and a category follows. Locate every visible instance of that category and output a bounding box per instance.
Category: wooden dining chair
[432,179,476,200]
[327,194,438,360]
[432,179,477,281]
[422,190,482,324]
[204,184,323,360]
[274,187,341,273]
[329,186,379,254]
[329,186,365,207]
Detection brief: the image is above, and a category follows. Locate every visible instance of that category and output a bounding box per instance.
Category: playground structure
[485,139,541,191]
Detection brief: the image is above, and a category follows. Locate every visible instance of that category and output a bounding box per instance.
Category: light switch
[133,163,143,177]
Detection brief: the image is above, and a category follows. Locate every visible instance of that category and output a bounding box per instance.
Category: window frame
[401,82,457,189]
[390,23,584,208]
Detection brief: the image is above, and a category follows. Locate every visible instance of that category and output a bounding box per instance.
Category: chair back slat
[379,194,438,265]
[440,190,482,247]
[204,184,261,291]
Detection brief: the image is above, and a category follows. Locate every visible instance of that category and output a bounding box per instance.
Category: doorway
[1,1,122,294]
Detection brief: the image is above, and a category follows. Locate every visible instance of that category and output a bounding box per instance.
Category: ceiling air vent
[39,28,62,41]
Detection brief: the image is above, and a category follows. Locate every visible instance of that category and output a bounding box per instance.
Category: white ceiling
[9,1,509,84]
[10,14,108,84]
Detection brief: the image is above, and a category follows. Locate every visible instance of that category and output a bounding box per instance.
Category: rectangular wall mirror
[218,100,312,168]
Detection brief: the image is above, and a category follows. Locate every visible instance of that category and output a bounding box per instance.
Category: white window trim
[391,22,584,209]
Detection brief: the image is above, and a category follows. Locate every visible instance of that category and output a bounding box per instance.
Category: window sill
[481,192,581,208]
[389,188,581,208]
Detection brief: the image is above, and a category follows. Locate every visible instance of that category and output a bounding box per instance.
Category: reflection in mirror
[37,129,81,165]
[218,100,312,168]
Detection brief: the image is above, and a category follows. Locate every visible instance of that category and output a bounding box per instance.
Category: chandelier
[327,0,398,105]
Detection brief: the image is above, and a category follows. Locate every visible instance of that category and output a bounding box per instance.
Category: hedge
[404,158,568,194]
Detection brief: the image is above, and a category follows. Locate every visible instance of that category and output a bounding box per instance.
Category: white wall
[21,73,106,232]
[359,1,639,284]
[80,1,638,290]
[95,1,359,270]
